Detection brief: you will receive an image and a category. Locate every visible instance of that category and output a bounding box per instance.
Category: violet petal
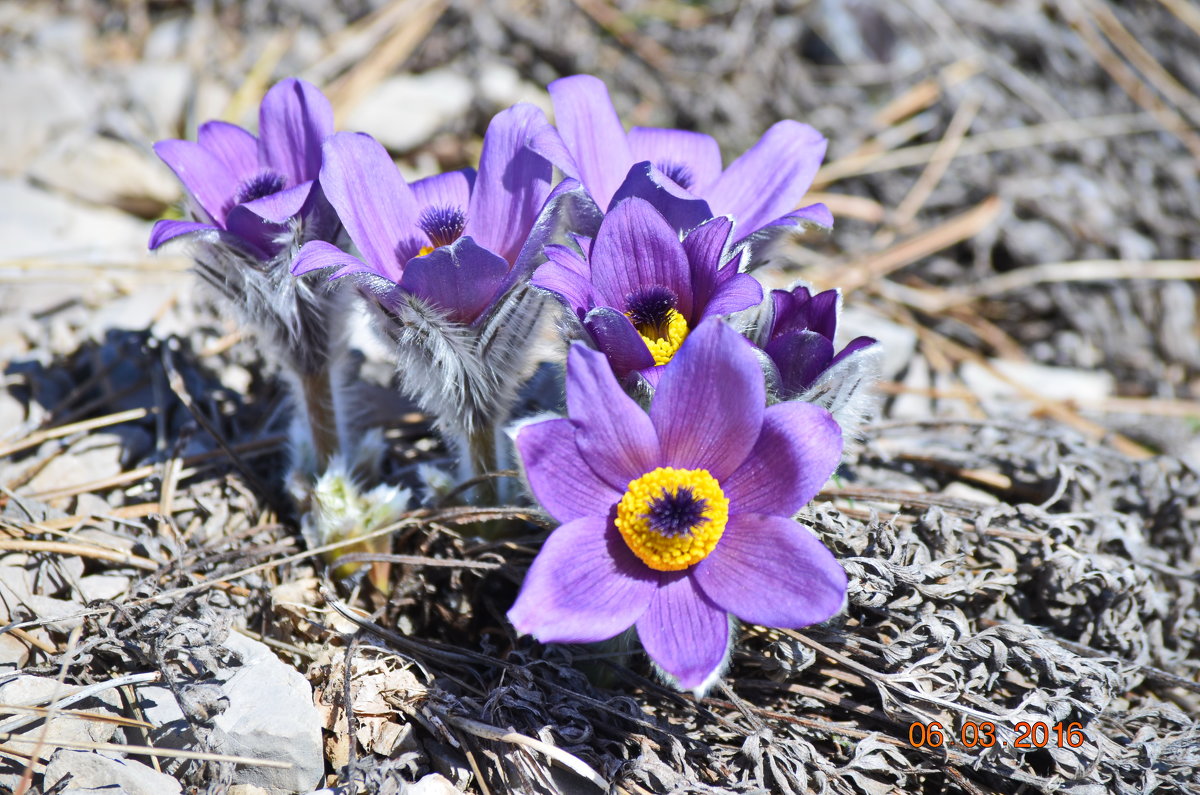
[398,235,510,325]
[197,121,259,182]
[636,572,730,691]
[720,400,843,516]
[765,330,835,396]
[292,240,371,277]
[649,319,764,480]
[627,127,723,193]
[609,162,714,236]
[516,418,624,522]
[831,335,879,366]
[411,169,475,217]
[681,215,734,314]
[697,272,763,320]
[258,77,334,186]
[465,103,554,263]
[149,219,218,250]
[564,344,662,490]
[531,246,594,317]
[319,132,421,281]
[695,512,847,628]
[706,121,826,236]
[589,196,693,320]
[583,307,656,377]
[237,180,314,224]
[153,138,235,226]
[547,75,634,211]
[508,516,657,643]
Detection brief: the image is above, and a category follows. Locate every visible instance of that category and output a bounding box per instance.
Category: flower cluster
[152,73,879,693]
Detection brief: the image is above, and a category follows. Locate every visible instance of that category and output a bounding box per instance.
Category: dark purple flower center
[625,285,679,333]
[234,169,288,206]
[643,487,710,537]
[657,161,694,190]
[418,205,467,249]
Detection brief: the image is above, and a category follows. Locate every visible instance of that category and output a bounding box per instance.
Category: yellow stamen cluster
[417,244,436,257]
[615,467,729,571]
[633,308,689,366]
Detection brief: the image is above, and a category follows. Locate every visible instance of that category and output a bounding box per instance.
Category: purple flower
[531,196,762,381]
[530,74,833,242]
[150,78,334,257]
[760,286,878,399]
[292,104,555,325]
[508,320,847,692]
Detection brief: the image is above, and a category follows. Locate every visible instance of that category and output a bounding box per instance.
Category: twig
[833,197,1002,294]
[0,408,154,459]
[814,112,1162,186]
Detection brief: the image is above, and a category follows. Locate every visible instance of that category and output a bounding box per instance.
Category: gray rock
[29,132,180,217]
[0,675,121,793]
[44,750,183,795]
[139,632,324,794]
[345,70,473,153]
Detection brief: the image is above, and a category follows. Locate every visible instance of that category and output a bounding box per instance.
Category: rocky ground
[1,0,1199,793]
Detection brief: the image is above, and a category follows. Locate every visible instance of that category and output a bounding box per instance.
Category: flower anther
[416,205,468,256]
[615,467,729,571]
[626,285,690,365]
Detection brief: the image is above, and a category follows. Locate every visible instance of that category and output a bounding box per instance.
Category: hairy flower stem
[465,423,500,507]
[298,367,342,472]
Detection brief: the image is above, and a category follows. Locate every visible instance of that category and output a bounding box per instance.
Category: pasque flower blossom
[531,196,762,381]
[151,77,335,257]
[760,285,878,399]
[509,320,847,692]
[292,103,555,325]
[531,74,832,243]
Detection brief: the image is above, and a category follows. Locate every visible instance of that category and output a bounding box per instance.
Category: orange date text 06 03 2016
[907,721,1086,749]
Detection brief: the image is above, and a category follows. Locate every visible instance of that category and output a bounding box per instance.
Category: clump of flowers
[151,78,408,583]
[508,320,848,691]
[151,78,349,473]
[151,70,877,693]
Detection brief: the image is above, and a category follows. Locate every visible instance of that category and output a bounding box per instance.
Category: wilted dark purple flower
[760,286,878,399]
[531,196,762,382]
[509,320,846,692]
[292,104,555,326]
[150,78,334,257]
[530,74,832,243]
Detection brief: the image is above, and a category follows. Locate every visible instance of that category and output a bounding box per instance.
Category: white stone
[839,306,917,382]
[0,676,121,747]
[476,62,552,115]
[0,64,101,173]
[44,749,182,795]
[345,70,474,153]
[123,61,192,140]
[958,359,1114,407]
[0,179,154,265]
[409,773,468,795]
